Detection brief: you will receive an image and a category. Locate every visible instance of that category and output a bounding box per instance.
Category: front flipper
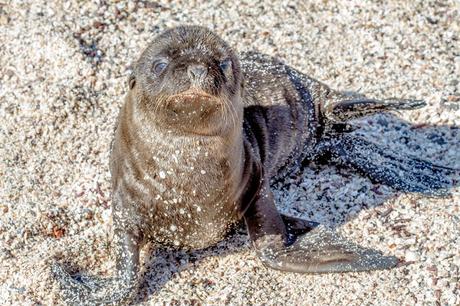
[328,134,455,196]
[244,185,398,273]
[52,226,141,305]
[264,225,398,273]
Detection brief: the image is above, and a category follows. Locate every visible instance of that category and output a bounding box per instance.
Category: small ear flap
[128,73,136,89]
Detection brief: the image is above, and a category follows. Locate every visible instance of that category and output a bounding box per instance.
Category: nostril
[187,64,207,80]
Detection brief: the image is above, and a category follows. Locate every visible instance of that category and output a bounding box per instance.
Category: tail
[327,134,456,196]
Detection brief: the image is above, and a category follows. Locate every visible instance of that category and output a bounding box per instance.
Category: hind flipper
[245,184,397,273]
[328,134,455,196]
[323,95,426,122]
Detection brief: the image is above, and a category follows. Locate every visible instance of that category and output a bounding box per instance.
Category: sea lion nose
[187,64,207,81]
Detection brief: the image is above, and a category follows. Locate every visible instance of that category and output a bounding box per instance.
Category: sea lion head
[130,26,243,135]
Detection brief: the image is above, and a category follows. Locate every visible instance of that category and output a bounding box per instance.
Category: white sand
[1,0,459,305]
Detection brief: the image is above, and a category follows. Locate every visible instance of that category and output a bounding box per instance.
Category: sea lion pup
[52,26,454,305]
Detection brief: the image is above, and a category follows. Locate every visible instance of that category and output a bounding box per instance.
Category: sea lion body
[111,95,244,249]
[52,26,455,305]
[111,52,324,250]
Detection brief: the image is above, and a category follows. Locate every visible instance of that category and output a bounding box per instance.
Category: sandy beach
[1,0,459,305]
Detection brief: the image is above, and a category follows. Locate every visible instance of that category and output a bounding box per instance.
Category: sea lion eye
[153,60,168,75]
[219,59,232,72]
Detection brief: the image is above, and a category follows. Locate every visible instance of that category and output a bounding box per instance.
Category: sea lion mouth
[165,89,223,118]
[153,88,238,136]
[167,90,221,106]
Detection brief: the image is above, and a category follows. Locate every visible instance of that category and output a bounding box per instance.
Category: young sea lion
[52,26,454,305]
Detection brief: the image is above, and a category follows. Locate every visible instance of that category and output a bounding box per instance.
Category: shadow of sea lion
[273,113,459,227]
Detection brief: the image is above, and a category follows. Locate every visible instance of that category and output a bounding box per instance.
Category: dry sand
[1,0,459,305]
